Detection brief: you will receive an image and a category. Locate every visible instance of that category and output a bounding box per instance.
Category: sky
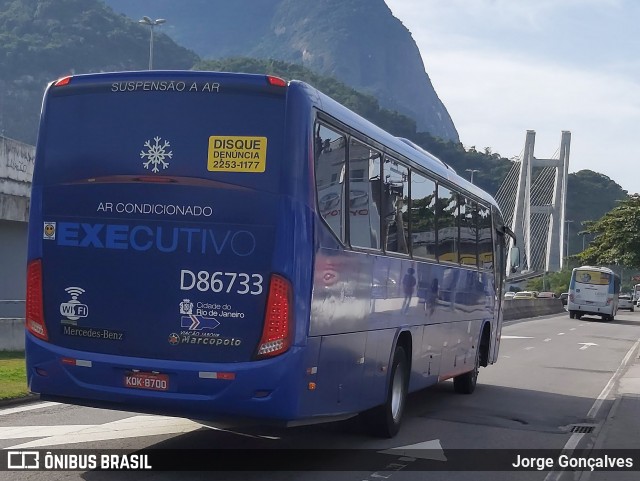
[384,0,640,195]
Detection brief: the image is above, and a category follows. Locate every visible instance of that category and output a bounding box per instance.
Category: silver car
[618,294,635,312]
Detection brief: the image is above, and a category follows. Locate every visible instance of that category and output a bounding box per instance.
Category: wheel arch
[394,329,412,374]
[479,321,491,367]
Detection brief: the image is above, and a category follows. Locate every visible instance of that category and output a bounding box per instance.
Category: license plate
[124,371,169,391]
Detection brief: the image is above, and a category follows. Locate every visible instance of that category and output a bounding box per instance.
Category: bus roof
[573,266,615,273]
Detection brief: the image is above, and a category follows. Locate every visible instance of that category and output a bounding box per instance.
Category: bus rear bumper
[26,334,304,422]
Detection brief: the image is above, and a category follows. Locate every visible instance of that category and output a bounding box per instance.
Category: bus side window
[437,185,458,263]
[410,172,436,260]
[315,124,347,242]
[459,197,478,267]
[382,157,409,254]
[348,139,381,249]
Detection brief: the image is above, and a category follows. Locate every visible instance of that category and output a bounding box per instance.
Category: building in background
[0,135,34,318]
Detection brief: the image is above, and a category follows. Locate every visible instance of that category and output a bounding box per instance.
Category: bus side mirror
[509,246,520,273]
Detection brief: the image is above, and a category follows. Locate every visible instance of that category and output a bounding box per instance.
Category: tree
[578,194,640,268]
[526,269,573,295]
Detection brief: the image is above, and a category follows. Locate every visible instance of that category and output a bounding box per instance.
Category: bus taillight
[256,274,292,359]
[26,259,49,342]
[54,76,72,87]
[267,75,287,87]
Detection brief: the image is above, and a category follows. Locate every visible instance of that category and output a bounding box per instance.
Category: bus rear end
[26,71,311,422]
[568,267,618,321]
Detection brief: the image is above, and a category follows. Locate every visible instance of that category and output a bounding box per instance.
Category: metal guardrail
[0,299,25,319]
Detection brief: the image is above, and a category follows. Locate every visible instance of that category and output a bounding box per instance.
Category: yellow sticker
[208,136,267,172]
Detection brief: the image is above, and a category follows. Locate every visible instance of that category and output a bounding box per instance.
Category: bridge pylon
[509,130,571,273]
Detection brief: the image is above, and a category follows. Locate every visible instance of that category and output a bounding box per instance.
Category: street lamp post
[465,169,480,184]
[565,219,573,258]
[578,232,586,251]
[138,16,166,70]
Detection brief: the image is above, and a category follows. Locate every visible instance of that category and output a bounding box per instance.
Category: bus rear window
[574,269,611,285]
[41,80,286,192]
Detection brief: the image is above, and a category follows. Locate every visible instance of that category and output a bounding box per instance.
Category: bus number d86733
[180,270,263,295]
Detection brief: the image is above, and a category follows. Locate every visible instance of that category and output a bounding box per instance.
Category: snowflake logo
[140,136,173,173]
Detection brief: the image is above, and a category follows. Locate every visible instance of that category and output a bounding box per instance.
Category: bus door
[490,210,507,364]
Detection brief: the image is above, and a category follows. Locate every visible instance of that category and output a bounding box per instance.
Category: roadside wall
[0,318,25,351]
[503,298,566,321]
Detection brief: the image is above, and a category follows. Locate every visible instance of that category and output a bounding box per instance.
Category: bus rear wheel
[365,345,408,438]
[454,342,480,394]
[569,311,576,319]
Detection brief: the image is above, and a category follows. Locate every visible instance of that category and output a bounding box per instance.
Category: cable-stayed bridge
[495,130,571,278]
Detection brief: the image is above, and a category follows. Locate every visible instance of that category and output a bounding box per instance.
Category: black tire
[365,345,408,438]
[631,307,634,312]
[576,313,583,320]
[454,341,480,394]
[569,311,576,319]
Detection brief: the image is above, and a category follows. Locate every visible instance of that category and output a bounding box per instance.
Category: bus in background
[568,266,620,321]
[26,70,519,438]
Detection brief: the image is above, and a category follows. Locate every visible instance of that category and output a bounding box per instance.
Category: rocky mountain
[102,0,459,141]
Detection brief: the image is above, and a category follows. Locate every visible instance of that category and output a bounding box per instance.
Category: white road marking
[570,328,576,331]
[579,343,598,351]
[558,332,565,336]
[0,402,60,417]
[501,336,534,339]
[544,338,552,342]
[524,347,535,351]
[0,425,96,439]
[380,439,446,461]
[4,415,203,449]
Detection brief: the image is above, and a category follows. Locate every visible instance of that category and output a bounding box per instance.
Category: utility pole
[565,219,573,258]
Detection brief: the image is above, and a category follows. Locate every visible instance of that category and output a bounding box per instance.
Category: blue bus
[26,71,518,437]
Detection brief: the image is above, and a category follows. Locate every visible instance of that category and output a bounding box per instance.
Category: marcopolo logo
[60,287,89,325]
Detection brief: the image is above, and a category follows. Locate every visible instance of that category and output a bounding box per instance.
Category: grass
[0,351,29,400]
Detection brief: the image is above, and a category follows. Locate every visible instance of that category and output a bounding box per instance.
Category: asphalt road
[2,309,639,481]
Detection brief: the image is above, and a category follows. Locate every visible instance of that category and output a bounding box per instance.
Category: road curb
[0,393,40,407]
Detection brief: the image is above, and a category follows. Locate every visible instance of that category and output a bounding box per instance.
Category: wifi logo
[65,287,85,299]
[60,286,89,322]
